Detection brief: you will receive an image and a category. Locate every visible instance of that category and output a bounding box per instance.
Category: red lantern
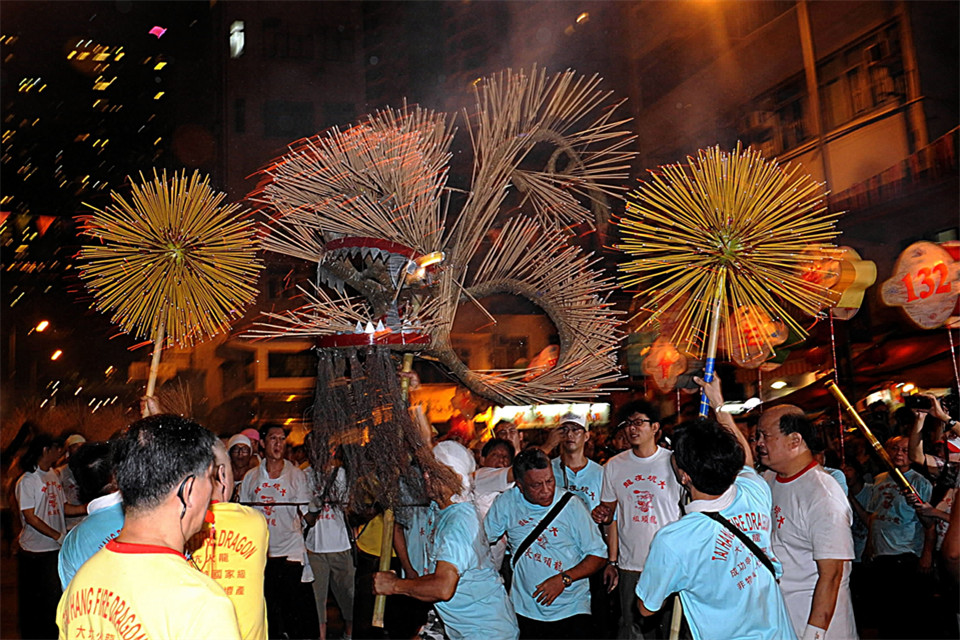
[725,305,788,369]
[642,336,687,393]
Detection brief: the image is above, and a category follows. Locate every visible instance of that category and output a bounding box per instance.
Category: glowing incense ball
[79,169,262,346]
[617,144,841,359]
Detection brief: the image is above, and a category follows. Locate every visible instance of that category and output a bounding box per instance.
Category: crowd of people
[4,376,959,640]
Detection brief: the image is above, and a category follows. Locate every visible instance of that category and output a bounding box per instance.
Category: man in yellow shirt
[57,415,241,640]
[191,440,270,640]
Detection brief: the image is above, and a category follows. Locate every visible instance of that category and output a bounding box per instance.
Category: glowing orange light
[35,320,49,332]
[51,349,62,361]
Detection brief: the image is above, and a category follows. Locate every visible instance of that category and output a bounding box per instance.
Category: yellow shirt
[356,513,395,557]
[57,539,240,640]
[191,501,270,640]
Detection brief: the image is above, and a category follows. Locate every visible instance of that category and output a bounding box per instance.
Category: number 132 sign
[881,241,959,329]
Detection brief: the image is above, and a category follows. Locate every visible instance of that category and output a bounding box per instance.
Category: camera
[904,395,933,410]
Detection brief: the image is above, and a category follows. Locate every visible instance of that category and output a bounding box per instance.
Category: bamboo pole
[142,318,166,417]
[372,352,416,628]
[826,380,920,500]
[669,597,684,640]
[699,269,727,417]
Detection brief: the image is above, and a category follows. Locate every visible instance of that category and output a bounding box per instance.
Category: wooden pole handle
[372,353,416,628]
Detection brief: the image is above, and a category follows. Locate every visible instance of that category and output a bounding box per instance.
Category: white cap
[433,440,476,503]
[65,434,87,448]
[559,412,588,431]
[227,434,252,452]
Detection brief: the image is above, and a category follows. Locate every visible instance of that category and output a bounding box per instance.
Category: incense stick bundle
[80,169,261,347]
[617,144,840,361]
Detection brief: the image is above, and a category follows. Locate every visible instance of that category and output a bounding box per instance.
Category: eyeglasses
[558,425,586,434]
[622,417,652,428]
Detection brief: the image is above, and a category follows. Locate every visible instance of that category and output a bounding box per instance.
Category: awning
[768,330,957,410]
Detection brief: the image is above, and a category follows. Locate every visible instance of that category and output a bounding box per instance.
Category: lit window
[230,20,245,58]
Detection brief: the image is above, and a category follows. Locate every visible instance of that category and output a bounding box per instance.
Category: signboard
[881,241,959,329]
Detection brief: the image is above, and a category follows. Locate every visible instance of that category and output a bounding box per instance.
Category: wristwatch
[560,572,573,587]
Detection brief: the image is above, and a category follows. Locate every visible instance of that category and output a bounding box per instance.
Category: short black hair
[481,438,515,460]
[260,422,287,441]
[513,447,550,483]
[672,419,744,495]
[778,413,823,452]
[113,415,216,514]
[69,442,115,504]
[19,433,60,472]
[616,400,660,426]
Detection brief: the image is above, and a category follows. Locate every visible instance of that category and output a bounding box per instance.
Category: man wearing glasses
[592,402,683,639]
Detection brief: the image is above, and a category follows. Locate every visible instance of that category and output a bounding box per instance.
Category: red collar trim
[106,539,186,559]
[776,459,819,483]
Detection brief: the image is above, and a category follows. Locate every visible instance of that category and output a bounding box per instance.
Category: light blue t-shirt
[824,466,848,496]
[400,505,433,577]
[58,493,125,590]
[857,468,932,557]
[551,457,604,512]
[426,502,518,640]
[637,467,797,640]
[485,487,607,621]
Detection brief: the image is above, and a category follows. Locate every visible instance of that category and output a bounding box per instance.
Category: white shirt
[599,446,682,571]
[57,463,84,531]
[473,466,513,569]
[16,466,66,552]
[765,464,857,639]
[240,460,310,561]
[304,467,351,554]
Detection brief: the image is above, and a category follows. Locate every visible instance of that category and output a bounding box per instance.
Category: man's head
[513,448,555,507]
[756,405,817,472]
[885,435,910,471]
[672,419,744,495]
[432,440,476,503]
[260,423,287,462]
[481,438,515,469]
[558,412,588,455]
[241,427,263,457]
[212,439,235,502]
[20,433,63,472]
[113,415,216,532]
[69,442,116,504]
[227,433,252,470]
[609,422,630,452]
[493,420,521,451]
[868,400,889,418]
[616,400,661,449]
[64,433,87,458]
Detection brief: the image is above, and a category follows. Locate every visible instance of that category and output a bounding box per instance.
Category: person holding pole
[373,441,518,640]
[635,414,796,640]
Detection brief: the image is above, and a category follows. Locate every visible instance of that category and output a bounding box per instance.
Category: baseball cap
[558,412,588,431]
[64,434,87,448]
